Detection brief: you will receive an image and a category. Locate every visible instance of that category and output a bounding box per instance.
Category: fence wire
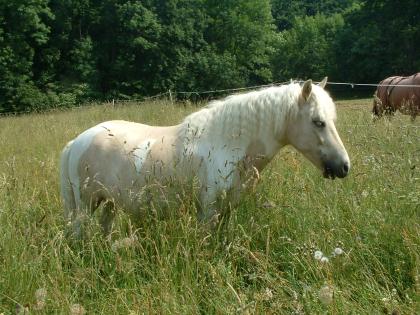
[1,79,420,117]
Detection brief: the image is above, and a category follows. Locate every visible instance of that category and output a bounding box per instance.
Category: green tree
[201,0,276,89]
[272,14,344,81]
[0,0,53,112]
[271,0,356,30]
[151,0,208,93]
[92,0,162,97]
[48,0,98,89]
[336,0,420,82]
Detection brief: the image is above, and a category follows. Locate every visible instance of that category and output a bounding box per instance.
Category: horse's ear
[301,79,312,101]
[318,77,328,89]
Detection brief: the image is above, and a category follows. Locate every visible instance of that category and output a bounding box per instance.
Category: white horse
[60,78,350,236]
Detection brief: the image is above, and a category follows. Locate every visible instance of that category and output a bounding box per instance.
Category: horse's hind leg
[67,194,105,238]
[61,142,87,238]
[70,202,90,238]
[100,200,116,236]
[60,141,76,222]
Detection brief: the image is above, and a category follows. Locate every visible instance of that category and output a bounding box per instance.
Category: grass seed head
[111,235,138,251]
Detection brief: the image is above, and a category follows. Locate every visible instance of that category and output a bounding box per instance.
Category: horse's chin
[323,169,336,180]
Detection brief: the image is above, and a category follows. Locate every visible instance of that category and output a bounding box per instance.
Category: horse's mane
[182,83,303,139]
[204,84,298,110]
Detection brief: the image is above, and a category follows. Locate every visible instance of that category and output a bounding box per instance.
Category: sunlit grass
[0,98,418,314]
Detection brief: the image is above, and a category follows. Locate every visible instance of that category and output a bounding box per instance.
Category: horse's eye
[313,120,326,128]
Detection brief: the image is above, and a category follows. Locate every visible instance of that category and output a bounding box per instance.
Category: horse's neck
[198,95,290,160]
[251,106,289,163]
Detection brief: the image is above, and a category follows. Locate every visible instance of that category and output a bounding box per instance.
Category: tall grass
[0,99,418,314]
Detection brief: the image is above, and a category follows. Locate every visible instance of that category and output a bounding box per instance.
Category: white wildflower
[70,303,86,315]
[264,288,273,300]
[35,288,47,301]
[334,247,344,256]
[318,285,334,305]
[314,250,323,260]
[405,293,412,304]
[34,288,47,310]
[320,256,329,264]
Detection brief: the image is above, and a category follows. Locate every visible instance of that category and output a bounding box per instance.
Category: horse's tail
[60,140,76,221]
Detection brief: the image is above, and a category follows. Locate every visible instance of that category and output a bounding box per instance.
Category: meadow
[0,97,419,314]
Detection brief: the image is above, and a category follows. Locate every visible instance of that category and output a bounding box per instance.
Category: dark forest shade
[0,0,419,113]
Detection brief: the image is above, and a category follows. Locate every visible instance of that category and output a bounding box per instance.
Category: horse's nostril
[343,162,349,174]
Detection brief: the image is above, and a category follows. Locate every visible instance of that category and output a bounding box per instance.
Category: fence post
[169,90,173,104]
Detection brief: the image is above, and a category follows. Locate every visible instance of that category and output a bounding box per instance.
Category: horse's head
[287,78,350,179]
[372,92,383,118]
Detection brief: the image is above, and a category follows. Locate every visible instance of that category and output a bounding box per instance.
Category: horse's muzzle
[323,160,350,179]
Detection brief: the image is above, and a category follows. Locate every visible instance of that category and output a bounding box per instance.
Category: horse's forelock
[310,85,337,121]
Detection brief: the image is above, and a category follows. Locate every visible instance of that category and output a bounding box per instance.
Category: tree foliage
[272,14,344,81]
[336,0,420,82]
[0,0,418,112]
[0,0,53,111]
[270,0,354,30]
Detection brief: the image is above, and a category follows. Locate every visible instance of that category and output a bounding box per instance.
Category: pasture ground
[0,98,419,314]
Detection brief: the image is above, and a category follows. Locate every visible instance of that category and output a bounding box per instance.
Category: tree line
[0,0,419,113]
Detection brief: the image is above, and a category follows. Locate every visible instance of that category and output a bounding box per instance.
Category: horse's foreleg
[410,102,418,121]
[197,186,220,229]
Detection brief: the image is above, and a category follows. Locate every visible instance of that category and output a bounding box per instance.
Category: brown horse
[372,73,420,120]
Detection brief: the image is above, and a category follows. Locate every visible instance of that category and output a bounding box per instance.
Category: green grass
[0,98,419,314]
